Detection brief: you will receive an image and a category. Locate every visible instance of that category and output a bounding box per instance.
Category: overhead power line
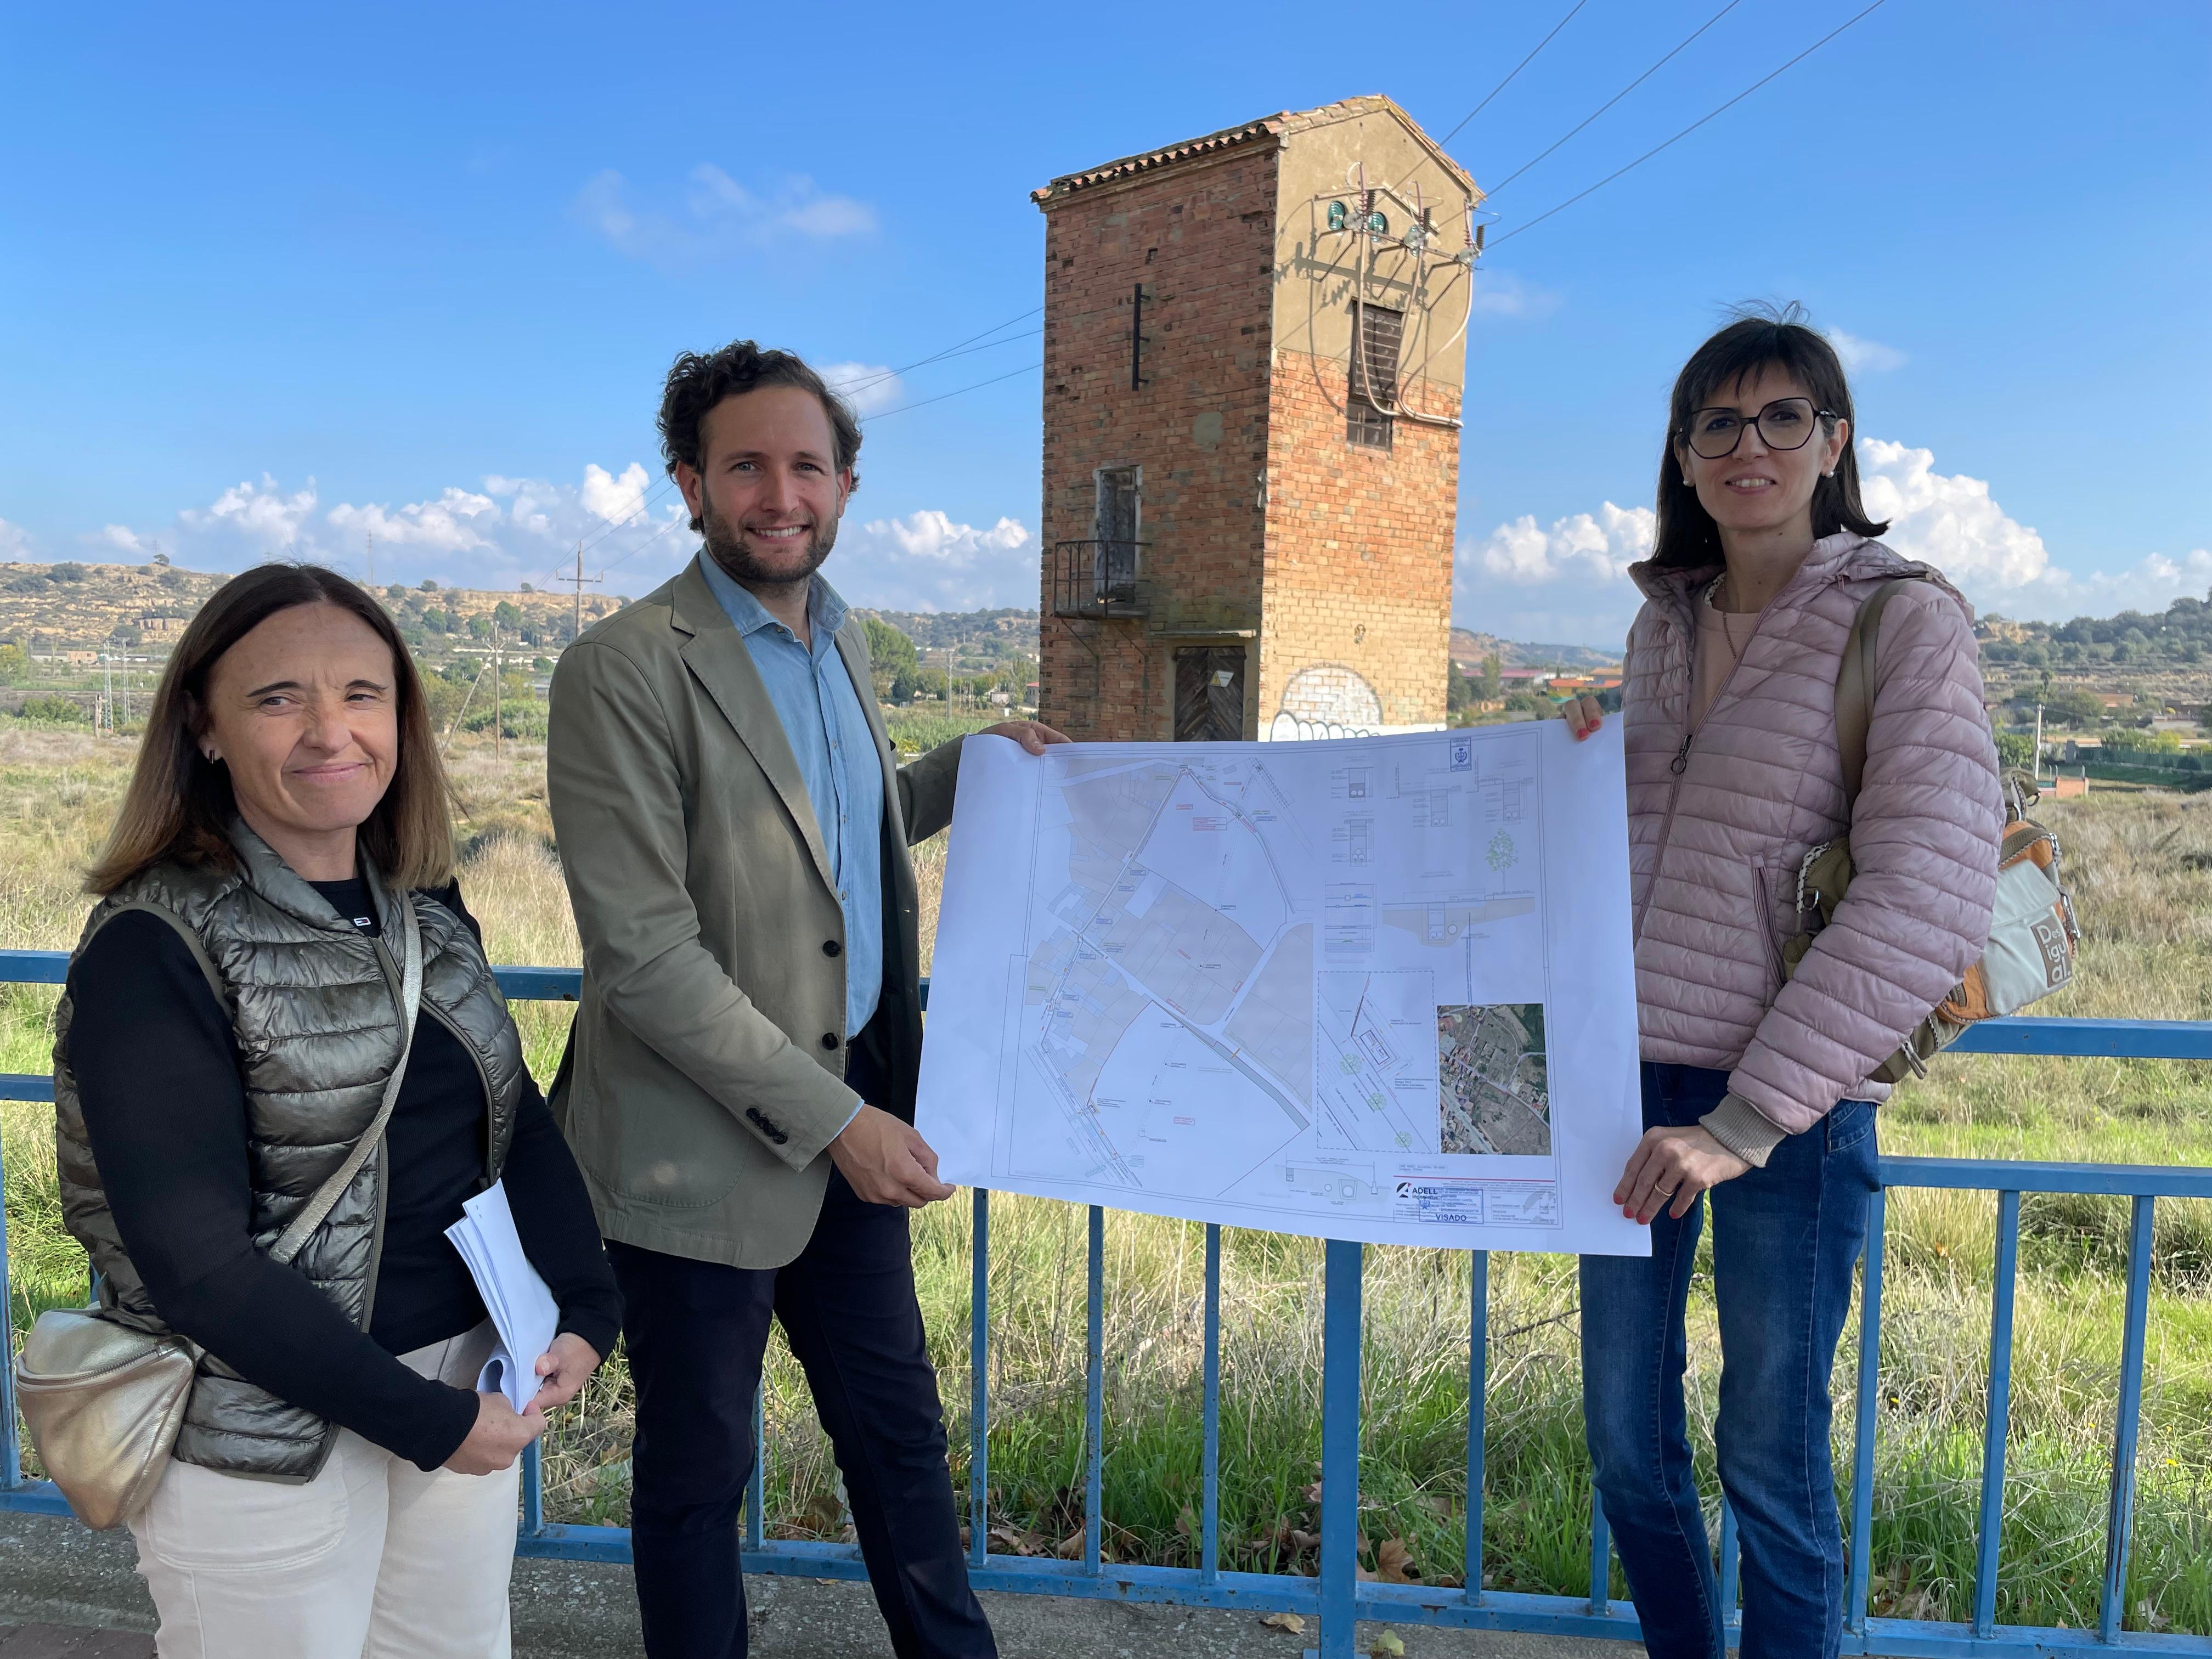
[1489,0,1893,248]
[863,360,1043,423]
[1485,0,1750,196]
[1437,0,1592,148]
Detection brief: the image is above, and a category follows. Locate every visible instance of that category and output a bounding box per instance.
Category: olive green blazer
[545,556,961,1268]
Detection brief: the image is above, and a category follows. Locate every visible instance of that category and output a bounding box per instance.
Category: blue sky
[2,1,2205,646]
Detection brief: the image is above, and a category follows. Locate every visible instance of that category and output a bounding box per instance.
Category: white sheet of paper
[443,1178,561,1412]
[917,724,1649,1255]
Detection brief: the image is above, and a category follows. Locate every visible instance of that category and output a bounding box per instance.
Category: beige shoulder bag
[1781,578,2079,1085]
[15,895,421,1530]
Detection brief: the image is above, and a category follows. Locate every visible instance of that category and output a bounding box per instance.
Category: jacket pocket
[1751,861,1786,997]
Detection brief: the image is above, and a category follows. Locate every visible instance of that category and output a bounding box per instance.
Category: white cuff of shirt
[834,1096,865,1138]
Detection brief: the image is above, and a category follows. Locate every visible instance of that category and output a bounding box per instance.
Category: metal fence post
[0,1138,19,1491]
[1973,1190,2022,1636]
[520,1441,545,1538]
[969,1187,990,1569]
[1314,1239,1363,1659]
[1464,1249,1487,1608]
[1085,1204,1105,1573]
[2100,1195,2157,1643]
[1588,1492,1611,1615]
[1846,1186,1886,1634]
[1200,1222,1222,1584]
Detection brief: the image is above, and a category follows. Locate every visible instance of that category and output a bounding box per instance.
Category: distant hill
[1449,629,1621,674]
[0,560,625,656]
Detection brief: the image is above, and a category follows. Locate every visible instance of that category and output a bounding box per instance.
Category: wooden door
[1173,647,1244,742]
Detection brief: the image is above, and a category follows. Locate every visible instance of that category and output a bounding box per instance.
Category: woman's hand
[1615,1126,1750,1223]
[980,720,1071,754]
[530,1333,603,1413]
[443,1391,548,1475]
[1558,694,1605,742]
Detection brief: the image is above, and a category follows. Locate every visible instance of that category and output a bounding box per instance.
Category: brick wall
[1258,351,1460,730]
[1037,148,1278,741]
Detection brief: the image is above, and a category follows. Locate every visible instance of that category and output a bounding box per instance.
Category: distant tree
[151,553,171,567]
[518,583,534,594]
[386,584,408,600]
[420,578,440,592]
[1446,664,1474,713]
[2041,688,2106,729]
[467,614,493,640]
[1994,732,2036,770]
[49,562,87,583]
[0,644,29,685]
[493,600,523,632]
[1480,653,1503,701]
[532,656,553,674]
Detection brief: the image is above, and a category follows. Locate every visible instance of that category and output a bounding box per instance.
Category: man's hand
[443,1391,548,1476]
[1558,694,1605,742]
[831,1104,957,1207]
[530,1333,603,1413]
[1614,1126,1751,1223]
[980,720,1071,754]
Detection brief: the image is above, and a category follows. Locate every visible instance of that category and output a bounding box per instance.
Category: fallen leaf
[1302,1479,1325,1505]
[1260,1612,1306,1635]
[1290,1528,1321,1555]
[1056,1529,1085,1560]
[1175,1504,1198,1539]
[1373,1538,1420,1584]
[1370,1633,1406,1658]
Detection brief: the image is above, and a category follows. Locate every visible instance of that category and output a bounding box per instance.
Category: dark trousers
[1578,1064,1879,1659]
[609,1040,994,1658]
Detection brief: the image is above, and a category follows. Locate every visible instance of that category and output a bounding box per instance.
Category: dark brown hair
[1647,302,1888,572]
[86,563,453,894]
[657,341,863,531]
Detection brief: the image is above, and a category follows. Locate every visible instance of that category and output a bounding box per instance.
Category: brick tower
[1034,95,1480,742]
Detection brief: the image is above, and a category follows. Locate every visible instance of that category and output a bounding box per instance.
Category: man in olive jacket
[548,341,1063,1659]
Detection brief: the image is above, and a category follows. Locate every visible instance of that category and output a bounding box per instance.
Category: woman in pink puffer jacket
[1562,308,1999,1659]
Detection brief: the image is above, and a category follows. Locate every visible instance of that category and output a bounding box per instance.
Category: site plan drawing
[916,722,1646,1254]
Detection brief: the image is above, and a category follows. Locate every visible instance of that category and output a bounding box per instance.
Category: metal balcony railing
[0,946,2207,1656]
[1051,538,1148,620]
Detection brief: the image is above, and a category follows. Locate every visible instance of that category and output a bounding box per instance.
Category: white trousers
[128,1323,519,1659]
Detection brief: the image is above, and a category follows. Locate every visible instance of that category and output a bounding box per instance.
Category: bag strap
[268,893,422,1268]
[1834,575,1927,808]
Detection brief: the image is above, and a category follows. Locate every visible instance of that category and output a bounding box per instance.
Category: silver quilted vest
[50,822,527,1482]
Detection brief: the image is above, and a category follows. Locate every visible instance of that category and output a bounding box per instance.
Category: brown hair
[1648,302,1888,572]
[657,340,864,531]
[86,563,454,895]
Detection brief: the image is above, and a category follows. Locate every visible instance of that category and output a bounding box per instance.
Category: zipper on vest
[360,934,407,1336]
[1632,598,1770,944]
[424,1000,502,1184]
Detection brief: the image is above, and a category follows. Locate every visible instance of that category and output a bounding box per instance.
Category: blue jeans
[1579,1064,1878,1659]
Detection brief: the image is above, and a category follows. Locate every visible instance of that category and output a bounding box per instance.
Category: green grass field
[0,725,2205,1634]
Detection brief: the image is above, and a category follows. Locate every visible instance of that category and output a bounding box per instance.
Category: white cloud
[1829,329,1908,374]
[1858,439,2050,590]
[574,165,877,268]
[832,511,1037,612]
[1466,271,1562,320]
[579,462,651,524]
[819,362,906,416]
[327,488,501,554]
[0,518,35,558]
[98,524,157,556]
[1449,438,2212,645]
[179,475,321,554]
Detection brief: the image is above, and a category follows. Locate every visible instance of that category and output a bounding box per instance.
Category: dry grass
[0,731,2204,1630]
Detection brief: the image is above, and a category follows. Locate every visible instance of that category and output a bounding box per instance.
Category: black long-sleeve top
[64,879,620,1472]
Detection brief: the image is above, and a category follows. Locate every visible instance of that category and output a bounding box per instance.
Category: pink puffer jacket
[1625,533,2000,1156]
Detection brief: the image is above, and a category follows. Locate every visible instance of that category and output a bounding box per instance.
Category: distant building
[1032,96,1480,741]
[139,614,187,640]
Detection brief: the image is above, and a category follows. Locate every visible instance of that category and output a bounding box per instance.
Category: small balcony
[1052,538,1149,620]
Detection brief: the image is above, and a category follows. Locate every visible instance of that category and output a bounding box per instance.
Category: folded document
[444,1179,560,1414]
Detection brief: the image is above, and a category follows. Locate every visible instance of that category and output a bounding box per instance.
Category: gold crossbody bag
[14,897,421,1530]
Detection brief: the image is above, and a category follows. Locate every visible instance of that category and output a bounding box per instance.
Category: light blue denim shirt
[697,556,887,1057]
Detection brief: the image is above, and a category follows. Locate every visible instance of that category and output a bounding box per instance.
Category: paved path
[0,1510,1643,1658]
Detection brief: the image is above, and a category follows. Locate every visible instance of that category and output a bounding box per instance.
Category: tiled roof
[1032,94,1479,205]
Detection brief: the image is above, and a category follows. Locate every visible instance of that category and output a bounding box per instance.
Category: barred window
[1347,303,1402,450]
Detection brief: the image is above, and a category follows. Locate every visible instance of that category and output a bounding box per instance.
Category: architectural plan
[916,722,1647,1254]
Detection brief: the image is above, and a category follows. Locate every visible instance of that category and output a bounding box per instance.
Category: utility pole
[492,624,504,764]
[2034,702,2045,787]
[100,650,113,735]
[566,542,601,647]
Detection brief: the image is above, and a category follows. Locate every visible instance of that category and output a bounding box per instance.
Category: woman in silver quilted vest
[54,563,620,1657]
[1560,308,1999,1657]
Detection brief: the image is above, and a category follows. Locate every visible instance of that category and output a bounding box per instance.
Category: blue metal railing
[1,948,2207,1655]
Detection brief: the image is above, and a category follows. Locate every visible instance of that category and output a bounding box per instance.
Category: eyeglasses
[1681,397,1837,460]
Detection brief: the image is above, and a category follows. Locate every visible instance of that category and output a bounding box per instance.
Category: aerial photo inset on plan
[1437,1002,1552,1155]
